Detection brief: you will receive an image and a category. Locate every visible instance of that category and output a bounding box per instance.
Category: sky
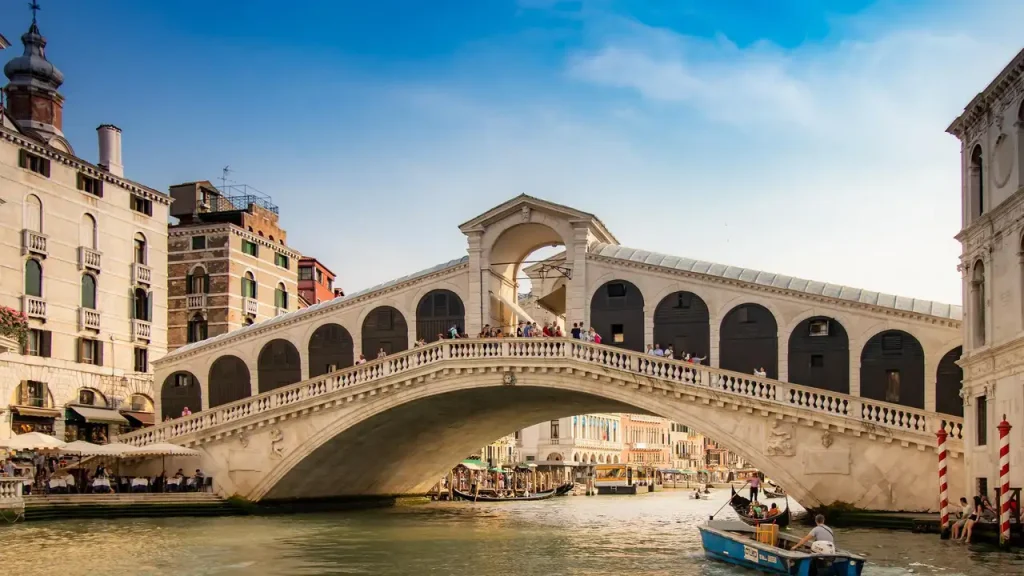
[1,0,1021,305]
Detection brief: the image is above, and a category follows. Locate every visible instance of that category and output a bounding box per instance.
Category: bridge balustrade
[124,338,964,447]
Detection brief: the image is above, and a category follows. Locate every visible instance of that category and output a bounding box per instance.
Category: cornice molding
[153,262,469,364]
[947,49,1024,143]
[0,126,171,205]
[588,254,961,329]
[170,223,303,259]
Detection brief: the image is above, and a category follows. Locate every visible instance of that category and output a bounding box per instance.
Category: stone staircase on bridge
[120,338,965,455]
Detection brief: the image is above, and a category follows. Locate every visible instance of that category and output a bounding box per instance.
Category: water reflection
[1,491,1021,575]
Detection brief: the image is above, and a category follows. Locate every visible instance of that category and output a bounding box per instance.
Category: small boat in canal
[763,481,786,499]
[451,487,558,502]
[699,520,865,575]
[730,487,791,528]
[554,482,575,496]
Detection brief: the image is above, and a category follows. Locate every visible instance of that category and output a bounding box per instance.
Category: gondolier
[749,474,761,502]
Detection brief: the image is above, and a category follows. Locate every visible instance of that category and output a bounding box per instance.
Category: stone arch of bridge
[247,372,818,507]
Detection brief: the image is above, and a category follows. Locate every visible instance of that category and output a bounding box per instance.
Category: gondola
[555,482,575,496]
[762,485,786,499]
[730,487,791,528]
[452,487,558,502]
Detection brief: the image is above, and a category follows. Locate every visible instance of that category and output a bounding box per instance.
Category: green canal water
[1,491,1021,575]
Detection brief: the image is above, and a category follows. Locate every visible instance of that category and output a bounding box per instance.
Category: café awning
[121,411,154,427]
[491,291,535,325]
[11,405,61,419]
[68,405,129,425]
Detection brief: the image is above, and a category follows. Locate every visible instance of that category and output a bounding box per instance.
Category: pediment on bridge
[458,194,618,245]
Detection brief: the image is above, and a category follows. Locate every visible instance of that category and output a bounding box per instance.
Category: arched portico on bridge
[787,316,850,394]
[589,279,645,352]
[361,306,408,358]
[416,289,465,342]
[308,323,355,377]
[160,371,201,421]
[258,339,302,393]
[653,290,710,362]
[720,303,778,379]
[208,355,251,408]
[860,330,925,409]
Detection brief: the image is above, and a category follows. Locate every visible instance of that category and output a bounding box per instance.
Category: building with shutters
[166,181,301,354]
[0,15,168,440]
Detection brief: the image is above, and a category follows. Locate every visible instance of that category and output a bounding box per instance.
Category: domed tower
[3,5,72,151]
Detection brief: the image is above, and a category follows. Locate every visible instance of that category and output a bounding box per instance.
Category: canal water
[1,490,1021,575]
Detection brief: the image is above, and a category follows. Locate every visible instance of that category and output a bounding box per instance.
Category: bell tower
[3,2,69,147]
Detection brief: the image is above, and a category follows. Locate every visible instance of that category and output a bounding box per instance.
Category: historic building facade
[948,48,1024,499]
[298,256,341,307]
[517,413,622,465]
[621,414,671,467]
[166,181,301,354]
[668,422,706,471]
[0,16,166,439]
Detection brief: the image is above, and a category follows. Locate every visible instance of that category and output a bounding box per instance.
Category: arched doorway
[720,303,778,378]
[309,323,354,377]
[936,346,964,417]
[416,290,465,342]
[161,371,201,420]
[485,220,568,335]
[208,355,251,408]
[787,316,849,393]
[258,339,301,393]
[361,306,408,358]
[860,330,925,409]
[653,291,710,361]
[590,280,645,351]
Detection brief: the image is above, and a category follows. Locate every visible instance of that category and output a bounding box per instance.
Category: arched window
[187,266,209,294]
[25,259,42,297]
[133,233,147,265]
[970,145,984,220]
[972,261,986,347]
[80,213,97,249]
[275,282,288,309]
[243,317,254,326]
[133,288,151,321]
[77,387,107,407]
[241,271,257,298]
[187,313,208,343]
[129,393,154,412]
[81,274,97,309]
[24,194,42,232]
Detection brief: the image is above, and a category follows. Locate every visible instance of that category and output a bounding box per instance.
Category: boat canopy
[458,459,487,471]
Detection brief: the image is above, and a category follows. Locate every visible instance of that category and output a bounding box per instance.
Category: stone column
[777,328,788,382]
[245,357,259,397]
[925,353,938,412]
[566,225,590,330]
[709,316,720,368]
[982,246,993,349]
[644,306,655,349]
[848,342,861,397]
[1016,120,1024,190]
[465,232,484,337]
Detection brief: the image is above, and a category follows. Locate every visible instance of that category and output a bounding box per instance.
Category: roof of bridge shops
[162,194,963,362]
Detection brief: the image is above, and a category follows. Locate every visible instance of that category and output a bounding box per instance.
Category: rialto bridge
[129,195,967,511]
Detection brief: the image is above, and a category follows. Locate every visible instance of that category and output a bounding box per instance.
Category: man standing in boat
[793,514,836,554]
[748,473,761,502]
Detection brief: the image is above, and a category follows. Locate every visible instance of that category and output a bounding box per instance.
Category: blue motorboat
[699,520,865,575]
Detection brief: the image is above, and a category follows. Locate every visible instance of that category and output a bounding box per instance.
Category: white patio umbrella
[125,443,200,486]
[0,431,66,451]
[59,440,104,456]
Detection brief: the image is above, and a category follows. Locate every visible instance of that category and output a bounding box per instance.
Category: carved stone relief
[269,428,285,458]
[821,430,834,449]
[765,420,795,457]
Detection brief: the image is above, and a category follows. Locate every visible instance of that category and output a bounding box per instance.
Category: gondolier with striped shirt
[748,473,760,502]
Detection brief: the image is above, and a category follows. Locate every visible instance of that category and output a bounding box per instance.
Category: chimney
[97,124,123,177]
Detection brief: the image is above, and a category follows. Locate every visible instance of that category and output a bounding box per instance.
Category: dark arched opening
[361,306,408,358]
[860,330,925,409]
[720,303,778,378]
[161,371,201,420]
[258,339,302,393]
[970,145,984,220]
[416,289,465,342]
[936,346,964,416]
[209,355,251,408]
[309,323,354,377]
[589,280,645,352]
[787,316,849,393]
[653,291,710,362]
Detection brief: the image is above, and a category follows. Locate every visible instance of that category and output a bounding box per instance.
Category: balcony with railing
[132,262,152,286]
[78,246,101,272]
[79,307,100,331]
[132,319,151,342]
[22,295,45,320]
[275,306,287,317]
[21,229,47,257]
[243,297,258,317]
[186,293,208,310]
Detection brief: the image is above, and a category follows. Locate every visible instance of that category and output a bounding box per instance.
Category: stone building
[621,414,671,467]
[668,422,705,471]
[298,256,340,306]
[947,48,1024,499]
[0,15,168,440]
[166,181,301,354]
[517,413,622,465]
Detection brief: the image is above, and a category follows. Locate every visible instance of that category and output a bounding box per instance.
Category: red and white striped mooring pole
[997,415,1012,547]
[936,428,949,537]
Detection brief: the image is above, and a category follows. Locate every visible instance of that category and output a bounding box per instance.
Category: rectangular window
[21,381,48,407]
[191,235,206,250]
[78,338,103,366]
[550,420,560,439]
[241,240,258,257]
[298,266,313,281]
[77,173,103,197]
[612,324,624,343]
[19,150,50,177]
[809,319,829,337]
[607,282,627,298]
[275,253,289,269]
[976,395,987,446]
[134,347,148,373]
[977,477,989,502]
[23,329,51,357]
[881,333,903,354]
[885,369,900,403]
[130,195,153,216]
[810,354,824,368]
[316,269,324,284]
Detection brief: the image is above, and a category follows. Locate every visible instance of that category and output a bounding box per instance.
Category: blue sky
[2,0,1020,304]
